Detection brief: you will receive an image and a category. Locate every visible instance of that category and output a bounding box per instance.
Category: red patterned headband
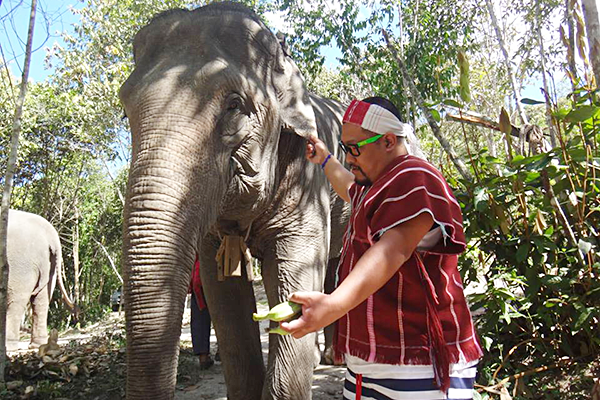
[342,99,411,137]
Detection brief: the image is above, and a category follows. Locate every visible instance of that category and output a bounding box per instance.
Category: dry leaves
[5,331,126,399]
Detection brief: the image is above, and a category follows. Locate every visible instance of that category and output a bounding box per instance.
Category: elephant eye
[227,97,243,111]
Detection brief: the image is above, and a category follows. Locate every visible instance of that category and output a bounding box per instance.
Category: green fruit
[266,326,290,335]
[252,300,301,322]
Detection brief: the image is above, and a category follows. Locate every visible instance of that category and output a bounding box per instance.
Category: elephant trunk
[122,122,225,399]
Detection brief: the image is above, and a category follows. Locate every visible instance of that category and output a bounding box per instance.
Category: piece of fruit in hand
[266,326,290,335]
[252,300,301,322]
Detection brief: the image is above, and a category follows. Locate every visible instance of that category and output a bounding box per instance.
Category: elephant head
[119,3,342,400]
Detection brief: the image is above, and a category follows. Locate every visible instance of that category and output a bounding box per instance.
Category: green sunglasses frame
[338,134,383,157]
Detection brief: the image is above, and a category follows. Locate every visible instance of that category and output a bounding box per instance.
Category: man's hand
[306,134,330,165]
[305,134,353,202]
[280,291,342,339]
[281,213,433,339]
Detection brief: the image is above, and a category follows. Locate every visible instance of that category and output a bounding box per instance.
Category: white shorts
[343,355,478,400]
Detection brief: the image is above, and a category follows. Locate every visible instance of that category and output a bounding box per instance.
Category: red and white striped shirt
[334,154,482,389]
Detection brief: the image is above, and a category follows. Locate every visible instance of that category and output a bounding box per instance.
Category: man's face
[340,123,387,186]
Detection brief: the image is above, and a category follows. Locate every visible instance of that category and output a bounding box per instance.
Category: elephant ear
[272,33,317,139]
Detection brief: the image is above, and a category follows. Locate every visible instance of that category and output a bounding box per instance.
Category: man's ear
[384,132,397,150]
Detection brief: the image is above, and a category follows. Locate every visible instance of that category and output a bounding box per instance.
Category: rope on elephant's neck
[215,222,253,281]
[244,221,252,241]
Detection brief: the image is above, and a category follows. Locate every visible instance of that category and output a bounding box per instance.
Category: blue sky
[1,0,81,82]
[1,0,556,101]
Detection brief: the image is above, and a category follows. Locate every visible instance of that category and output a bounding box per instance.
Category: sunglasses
[338,134,383,157]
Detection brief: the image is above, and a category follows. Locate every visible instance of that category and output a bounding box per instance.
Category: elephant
[119,2,350,400]
[5,209,76,351]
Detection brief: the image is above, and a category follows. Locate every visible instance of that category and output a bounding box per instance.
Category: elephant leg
[6,292,30,351]
[200,236,265,400]
[260,228,329,400]
[30,289,51,348]
[322,256,339,365]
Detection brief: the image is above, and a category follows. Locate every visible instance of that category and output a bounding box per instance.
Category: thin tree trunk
[446,109,521,137]
[72,206,80,308]
[485,0,529,129]
[101,159,125,206]
[565,0,579,95]
[94,238,123,284]
[581,0,600,86]
[382,29,472,182]
[536,0,559,148]
[0,0,37,384]
[397,4,411,123]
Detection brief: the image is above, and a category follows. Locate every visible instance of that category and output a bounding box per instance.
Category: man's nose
[345,152,356,164]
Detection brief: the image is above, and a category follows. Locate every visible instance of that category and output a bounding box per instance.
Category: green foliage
[277,0,480,121]
[457,86,599,396]
[3,2,598,395]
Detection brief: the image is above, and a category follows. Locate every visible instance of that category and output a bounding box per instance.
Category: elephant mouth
[223,143,266,214]
[232,155,258,178]
[231,138,260,178]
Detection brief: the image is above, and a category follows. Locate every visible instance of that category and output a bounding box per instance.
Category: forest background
[1,0,599,398]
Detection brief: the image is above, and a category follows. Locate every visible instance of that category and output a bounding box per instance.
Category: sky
[0,1,342,83]
[0,0,81,82]
[0,1,566,100]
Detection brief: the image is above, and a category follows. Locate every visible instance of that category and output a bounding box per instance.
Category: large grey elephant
[119,2,349,400]
[5,209,76,351]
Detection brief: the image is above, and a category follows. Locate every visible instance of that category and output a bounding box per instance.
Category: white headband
[342,99,427,160]
[342,99,412,137]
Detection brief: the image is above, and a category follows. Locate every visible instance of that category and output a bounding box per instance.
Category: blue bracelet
[321,154,332,169]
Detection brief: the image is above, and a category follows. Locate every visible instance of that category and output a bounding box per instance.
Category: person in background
[189,256,215,370]
[281,97,482,399]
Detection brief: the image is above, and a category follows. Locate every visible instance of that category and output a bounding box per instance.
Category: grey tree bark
[72,205,80,307]
[564,0,579,96]
[581,0,600,85]
[0,0,37,384]
[485,0,529,132]
[382,29,473,182]
[93,238,123,284]
[535,0,559,148]
[397,3,413,124]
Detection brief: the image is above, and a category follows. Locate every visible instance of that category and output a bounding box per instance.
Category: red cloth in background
[189,257,206,310]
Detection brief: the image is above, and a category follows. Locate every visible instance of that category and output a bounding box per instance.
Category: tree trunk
[485,0,529,130]
[72,206,80,308]
[397,3,412,123]
[536,0,559,148]
[581,0,600,86]
[382,29,473,182]
[0,0,37,384]
[94,238,123,284]
[565,0,579,96]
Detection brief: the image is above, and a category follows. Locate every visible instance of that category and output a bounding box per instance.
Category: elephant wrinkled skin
[119,2,349,400]
[5,209,76,351]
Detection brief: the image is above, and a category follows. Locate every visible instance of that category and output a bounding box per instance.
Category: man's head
[340,97,409,186]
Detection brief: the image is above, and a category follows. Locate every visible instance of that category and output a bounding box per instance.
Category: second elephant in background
[5,209,77,351]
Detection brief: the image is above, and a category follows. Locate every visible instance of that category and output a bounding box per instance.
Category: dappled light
[1,1,598,399]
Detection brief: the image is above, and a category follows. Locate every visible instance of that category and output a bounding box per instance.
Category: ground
[3,280,345,400]
[3,279,599,399]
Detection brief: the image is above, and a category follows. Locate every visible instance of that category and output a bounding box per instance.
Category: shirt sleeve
[368,161,466,255]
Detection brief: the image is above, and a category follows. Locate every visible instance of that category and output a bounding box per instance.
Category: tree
[0,0,37,385]
[581,0,600,85]
[277,0,478,178]
[485,0,530,130]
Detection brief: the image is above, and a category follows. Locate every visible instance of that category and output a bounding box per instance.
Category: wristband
[321,154,332,169]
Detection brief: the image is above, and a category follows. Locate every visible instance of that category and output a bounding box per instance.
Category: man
[189,257,214,370]
[281,97,482,399]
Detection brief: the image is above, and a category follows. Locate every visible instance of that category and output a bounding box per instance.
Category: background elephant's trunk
[122,118,226,399]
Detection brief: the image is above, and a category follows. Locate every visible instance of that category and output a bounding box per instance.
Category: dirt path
[8,279,345,399]
[175,279,345,399]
